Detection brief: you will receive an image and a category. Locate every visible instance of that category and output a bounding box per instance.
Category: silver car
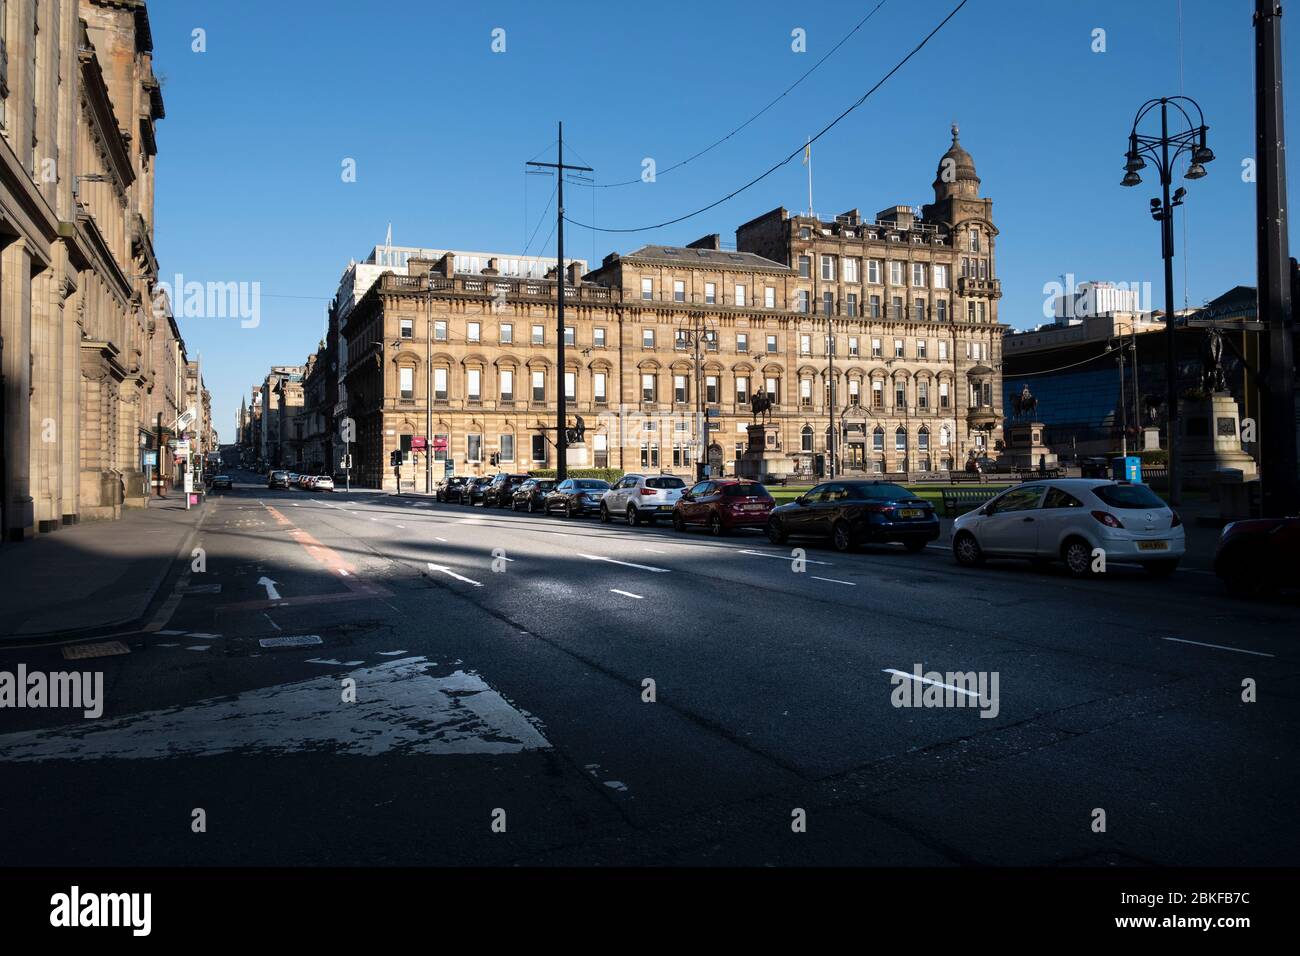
[951,478,1185,577]
[600,473,687,526]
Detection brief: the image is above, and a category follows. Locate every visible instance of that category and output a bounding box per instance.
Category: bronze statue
[750,390,774,423]
[1201,327,1227,393]
[1011,384,1038,420]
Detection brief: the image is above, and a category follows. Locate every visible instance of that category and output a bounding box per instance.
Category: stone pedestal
[1003,421,1057,470]
[564,442,589,469]
[1142,426,1161,452]
[735,423,793,481]
[1181,392,1258,481]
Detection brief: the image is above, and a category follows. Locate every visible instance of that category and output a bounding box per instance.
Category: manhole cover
[62,641,131,660]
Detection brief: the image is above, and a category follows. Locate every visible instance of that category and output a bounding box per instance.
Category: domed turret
[933,123,981,201]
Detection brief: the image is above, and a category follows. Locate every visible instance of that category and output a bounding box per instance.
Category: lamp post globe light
[1121,95,1214,506]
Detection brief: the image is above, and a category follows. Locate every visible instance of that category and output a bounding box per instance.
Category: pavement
[0,468,1295,866]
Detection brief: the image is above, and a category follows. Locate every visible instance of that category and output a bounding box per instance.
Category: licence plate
[1137,540,1169,551]
[658,505,673,511]
[899,509,923,518]
[743,504,765,511]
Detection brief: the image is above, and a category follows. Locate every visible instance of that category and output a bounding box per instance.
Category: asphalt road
[1,469,1296,866]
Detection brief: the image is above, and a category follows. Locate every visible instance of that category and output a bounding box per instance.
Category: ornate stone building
[1,0,166,539]
[340,128,1004,490]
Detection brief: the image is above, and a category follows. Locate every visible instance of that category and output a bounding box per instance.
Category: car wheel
[599,504,611,524]
[765,517,787,545]
[1143,559,1179,577]
[567,501,577,519]
[903,538,927,554]
[1062,537,1097,577]
[830,520,853,552]
[953,531,984,567]
[672,511,686,532]
[708,512,725,536]
[627,505,641,527]
[529,498,538,513]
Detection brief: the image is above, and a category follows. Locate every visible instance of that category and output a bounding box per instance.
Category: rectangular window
[896,382,907,408]
[867,259,881,284]
[872,380,883,408]
[822,291,834,316]
[848,379,860,402]
[643,328,655,349]
[820,255,835,281]
[798,255,811,278]
[846,293,858,317]
[917,339,928,359]
[706,375,719,404]
[736,376,749,404]
[434,367,448,401]
[673,280,685,303]
[467,434,482,462]
[936,299,948,323]
[940,381,950,408]
[532,324,544,345]
[532,370,545,402]
[736,333,748,354]
[889,261,903,286]
[564,371,576,401]
[914,298,926,322]
[400,318,413,339]
[892,296,903,320]
[641,278,653,300]
[564,326,575,346]
[706,329,718,351]
[500,322,513,344]
[467,368,481,401]
[796,290,810,313]
[594,372,607,404]
[848,336,859,356]
[800,334,811,355]
[675,329,688,350]
[764,286,775,308]
[435,320,447,342]
[969,228,980,252]
[499,369,514,402]
[894,339,905,359]
[734,284,746,307]
[869,294,881,318]
[871,338,882,358]
[434,433,449,462]
[912,263,925,287]
[766,334,778,354]
[800,379,812,406]
[765,377,779,403]
[593,327,606,347]
[467,321,480,343]
[532,434,547,463]
[843,257,860,283]
[938,340,948,361]
[968,302,977,323]
[399,367,414,400]
[934,264,949,289]
[705,282,716,304]
[918,381,929,410]
[674,375,688,404]
[641,373,656,402]
[499,434,514,462]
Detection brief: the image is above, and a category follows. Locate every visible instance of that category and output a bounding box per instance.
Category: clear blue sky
[148,0,1298,442]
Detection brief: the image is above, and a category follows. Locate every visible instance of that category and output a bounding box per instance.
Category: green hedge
[527,467,624,483]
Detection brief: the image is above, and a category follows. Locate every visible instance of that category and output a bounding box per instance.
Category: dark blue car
[765,480,940,553]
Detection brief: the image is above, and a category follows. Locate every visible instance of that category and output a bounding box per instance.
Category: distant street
[1,470,1296,866]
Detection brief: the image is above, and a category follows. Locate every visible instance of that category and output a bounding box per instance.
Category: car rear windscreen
[722,483,768,498]
[575,480,609,489]
[858,484,912,499]
[1092,483,1166,509]
[646,477,685,489]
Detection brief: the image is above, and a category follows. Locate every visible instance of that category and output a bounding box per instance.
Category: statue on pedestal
[1200,327,1227,393]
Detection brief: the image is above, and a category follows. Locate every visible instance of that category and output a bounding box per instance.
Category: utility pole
[425,282,433,494]
[526,122,592,482]
[1254,0,1299,517]
[827,311,836,478]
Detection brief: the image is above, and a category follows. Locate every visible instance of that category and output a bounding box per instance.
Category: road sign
[174,439,191,454]
[705,407,720,418]
[341,454,352,469]
[142,450,158,467]
[705,421,720,431]
[444,460,454,475]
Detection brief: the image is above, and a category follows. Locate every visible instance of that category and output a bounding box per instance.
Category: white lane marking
[257,576,281,601]
[395,525,406,529]
[609,589,644,599]
[0,658,549,760]
[376,650,409,656]
[157,630,185,636]
[811,576,856,586]
[427,563,484,587]
[882,668,981,699]
[338,569,350,577]
[737,549,833,566]
[187,633,220,640]
[642,548,667,554]
[1162,637,1275,658]
[435,536,449,542]
[259,635,322,648]
[578,553,670,573]
[291,503,299,507]
[306,658,364,666]
[263,613,281,632]
[185,645,211,652]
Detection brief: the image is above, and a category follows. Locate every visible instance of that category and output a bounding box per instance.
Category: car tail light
[639,488,657,495]
[866,504,892,513]
[1170,510,1182,528]
[1091,510,1125,529]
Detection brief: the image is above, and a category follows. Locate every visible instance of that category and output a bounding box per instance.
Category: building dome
[934,123,980,199]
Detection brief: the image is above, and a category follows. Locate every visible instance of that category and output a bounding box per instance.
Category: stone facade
[1,0,167,539]
[338,129,1005,491]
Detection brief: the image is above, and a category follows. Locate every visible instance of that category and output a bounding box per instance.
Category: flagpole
[806,136,814,217]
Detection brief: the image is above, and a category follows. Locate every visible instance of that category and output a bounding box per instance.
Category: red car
[672,479,774,535]
[1214,516,1300,598]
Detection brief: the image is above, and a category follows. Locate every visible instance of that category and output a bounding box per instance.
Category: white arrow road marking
[257,577,281,601]
[882,668,981,698]
[1162,637,1275,658]
[641,548,667,554]
[0,657,550,760]
[811,576,856,586]
[337,569,350,577]
[427,563,483,587]
[736,549,833,566]
[578,554,669,573]
[609,589,644,599]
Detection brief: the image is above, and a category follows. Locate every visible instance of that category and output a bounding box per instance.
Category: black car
[462,476,493,506]
[765,480,940,553]
[543,478,611,517]
[210,475,233,490]
[485,473,531,508]
[511,478,556,512]
[267,470,290,489]
[436,476,468,503]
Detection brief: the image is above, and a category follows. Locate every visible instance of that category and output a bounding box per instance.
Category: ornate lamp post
[1121,95,1214,505]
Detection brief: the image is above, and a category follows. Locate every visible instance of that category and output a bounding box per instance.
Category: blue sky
[148,0,1298,442]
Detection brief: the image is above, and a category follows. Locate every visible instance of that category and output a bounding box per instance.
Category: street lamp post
[1121,95,1214,506]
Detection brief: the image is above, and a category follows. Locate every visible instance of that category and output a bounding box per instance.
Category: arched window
[940,425,951,448]
[872,426,884,452]
[918,426,930,452]
[895,426,907,452]
[801,425,813,452]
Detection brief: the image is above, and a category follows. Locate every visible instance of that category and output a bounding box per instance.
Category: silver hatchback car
[951,478,1185,577]
[599,473,687,526]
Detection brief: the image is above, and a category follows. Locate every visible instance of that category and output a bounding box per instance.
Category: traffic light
[390,450,401,467]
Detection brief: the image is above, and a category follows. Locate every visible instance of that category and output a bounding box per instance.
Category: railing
[381,273,615,303]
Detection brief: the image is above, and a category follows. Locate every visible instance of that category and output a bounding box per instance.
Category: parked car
[463,476,493,506]
[674,479,774,536]
[765,480,936,551]
[268,470,290,489]
[314,475,334,492]
[1214,516,1300,598]
[485,473,532,508]
[436,476,469,503]
[951,478,1183,576]
[601,473,687,526]
[210,475,233,490]
[511,478,556,512]
[544,478,611,517]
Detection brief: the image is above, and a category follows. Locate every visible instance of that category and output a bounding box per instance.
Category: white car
[599,473,687,526]
[314,476,335,492]
[951,478,1184,577]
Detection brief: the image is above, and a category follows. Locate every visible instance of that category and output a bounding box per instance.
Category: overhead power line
[578,0,889,189]
[563,0,968,235]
